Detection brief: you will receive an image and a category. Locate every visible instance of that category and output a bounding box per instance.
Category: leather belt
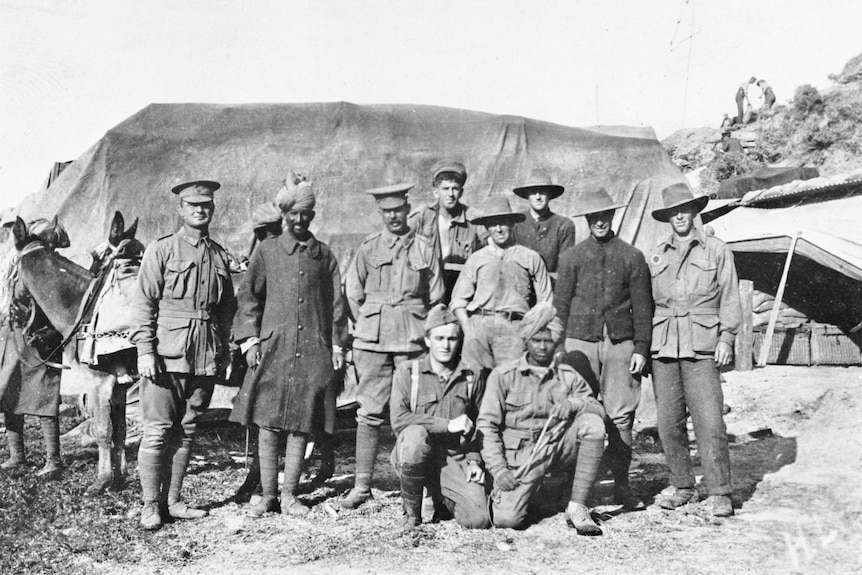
[475,309,524,321]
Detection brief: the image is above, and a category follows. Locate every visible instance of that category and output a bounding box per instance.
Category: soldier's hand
[331,347,345,371]
[549,400,574,422]
[495,470,518,492]
[245,344,262,370]
[715,342,733,367]
[630,353,647,375]
[137,353,160,379]
[465,461,485,484]
[447,414,474,436]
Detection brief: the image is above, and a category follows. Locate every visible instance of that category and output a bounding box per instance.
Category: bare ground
[1,366,861,575]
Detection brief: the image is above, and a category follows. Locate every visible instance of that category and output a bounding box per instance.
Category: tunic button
[299,271,305,276]
[298,297,304,303]
[295,352,301,358]
[297,325,303,330]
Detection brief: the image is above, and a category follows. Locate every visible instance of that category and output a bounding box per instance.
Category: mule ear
[124,217,139,241]
[108,211,124,246]
[12,217,27,250]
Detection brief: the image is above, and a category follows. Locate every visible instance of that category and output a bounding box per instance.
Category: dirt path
[9,366,861,575]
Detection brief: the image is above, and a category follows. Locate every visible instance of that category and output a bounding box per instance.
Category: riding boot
[400,462,425,531]
[248,428,281,517]
[340,424,378,509]
[1,413,27,469]
[166,438,208,520]
[137,447,164,530]
[35,416,63,478]
[281,432,310,517]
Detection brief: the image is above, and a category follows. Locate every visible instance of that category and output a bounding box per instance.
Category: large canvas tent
[19,102,685,266]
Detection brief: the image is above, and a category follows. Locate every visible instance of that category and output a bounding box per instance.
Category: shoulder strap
[409,359,420,413]
[466,372,475,405]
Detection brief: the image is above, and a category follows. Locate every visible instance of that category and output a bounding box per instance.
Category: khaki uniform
[478,356,605,528]
[409,203,488,300]
[130,227,236,448]
[649,230,741,496]
[390,356,489,528]
[345,228,444,426]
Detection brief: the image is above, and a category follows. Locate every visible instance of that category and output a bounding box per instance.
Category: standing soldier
[230,176,347,517]
[390,304,490,531]
[554,187,653,510]
[648,182,741,518]
[450,196,552,370]
[131,179,236,531]
[477,303,606,535]
[341,183,445,509]
[409,160,488,301]
[512,169,575,274]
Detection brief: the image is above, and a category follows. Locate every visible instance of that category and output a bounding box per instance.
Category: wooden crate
[810,324,862,365]
[753,327,811,365]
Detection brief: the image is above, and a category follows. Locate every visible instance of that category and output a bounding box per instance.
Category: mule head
[108,211,139,247]
[12,216,28,251]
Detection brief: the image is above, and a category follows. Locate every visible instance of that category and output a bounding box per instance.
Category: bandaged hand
[447,414,474,436]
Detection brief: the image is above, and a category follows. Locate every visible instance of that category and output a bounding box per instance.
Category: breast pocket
[404,254,430,295]
[689,258,718,295]
[165,259,194,299]
[214,264,230,302]
[504,391,532,414]
[415,392,438,414]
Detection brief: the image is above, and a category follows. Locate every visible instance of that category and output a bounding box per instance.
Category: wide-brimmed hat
[652,182,709,222]
[570,187,628,218]
[513,169,564,199]
[470,196,526,226]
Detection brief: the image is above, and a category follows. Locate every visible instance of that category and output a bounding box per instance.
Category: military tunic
[345,227,444,426]
[229,233,347,433]
[478,355,605,528]
[409,203,488,300]
[390,356,490,528]
[130,227,236,445]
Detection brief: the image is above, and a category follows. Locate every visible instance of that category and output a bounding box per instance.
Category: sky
[1,0,860,209]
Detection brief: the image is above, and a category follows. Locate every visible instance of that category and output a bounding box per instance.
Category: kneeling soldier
[390,304,490,531]
[478,303,606,534]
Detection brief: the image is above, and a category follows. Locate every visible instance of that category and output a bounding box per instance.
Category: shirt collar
[281,232,321,257]
[662,228,706,251]
[530,208,553,222]
[516,353,556,378]
[384,227,415,248]
[419,355,474,382]
[431,202,468,224]
[177,226,209,247]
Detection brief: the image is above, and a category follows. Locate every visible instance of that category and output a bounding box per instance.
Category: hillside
[664,53,862,195]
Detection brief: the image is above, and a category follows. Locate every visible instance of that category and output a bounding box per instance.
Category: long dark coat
[229,233,347,432]
[0,276,62,416]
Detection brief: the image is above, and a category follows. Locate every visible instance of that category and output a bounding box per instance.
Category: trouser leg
[1,412,26,468]
[681,359,732,496]
[653,360,696,489]
[598,336,639,489]
[736,89,745,123]
[166,375,214,507]
[439,455,490,529]
[488,316,525,366]
[461,316,494,371]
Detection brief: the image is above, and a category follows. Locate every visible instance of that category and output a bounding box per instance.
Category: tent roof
[19,102,684,264]
[708,189,862,281]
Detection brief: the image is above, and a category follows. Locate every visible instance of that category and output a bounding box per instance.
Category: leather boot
[340,424,378,509]
[565,502,602,536]
[400,462,425,531]
[1,413,26,470]
[36,416,63,478]
[166,439,207,520]
[281,433,310,517]
[656,486,699,510]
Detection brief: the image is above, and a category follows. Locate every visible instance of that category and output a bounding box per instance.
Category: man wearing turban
[230,172,348,518]
[477,303,606,535]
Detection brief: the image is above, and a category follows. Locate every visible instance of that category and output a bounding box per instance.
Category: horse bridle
[8,243,109,370]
